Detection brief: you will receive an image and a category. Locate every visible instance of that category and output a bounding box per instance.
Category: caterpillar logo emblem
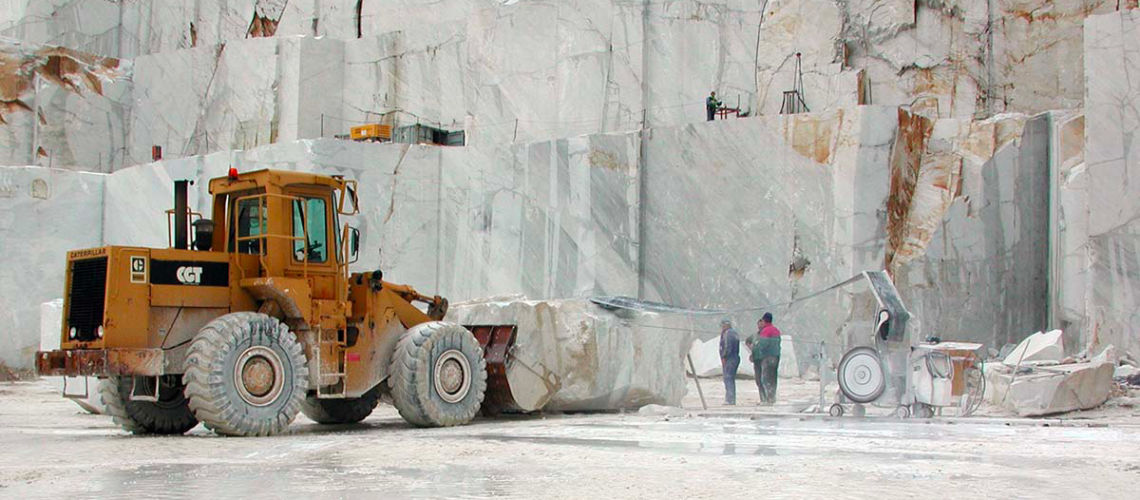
[176,266,203,285]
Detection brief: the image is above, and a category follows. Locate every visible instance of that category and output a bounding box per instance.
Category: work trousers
[754,356,779,403]
[707,107,716,121]
[721,356,739,404]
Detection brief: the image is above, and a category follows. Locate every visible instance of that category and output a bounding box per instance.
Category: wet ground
[2,379,1139,498]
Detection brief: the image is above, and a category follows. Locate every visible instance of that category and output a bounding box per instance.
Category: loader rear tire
[183,312,308,436]
[389,322,487,427]
[300,384,382,424]
[99,375,198,435]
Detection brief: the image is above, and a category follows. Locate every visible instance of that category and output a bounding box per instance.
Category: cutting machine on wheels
[827,271,985,418]
[36,168,521,436]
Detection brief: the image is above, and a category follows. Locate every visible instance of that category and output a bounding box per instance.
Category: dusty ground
[2,378,1139,499]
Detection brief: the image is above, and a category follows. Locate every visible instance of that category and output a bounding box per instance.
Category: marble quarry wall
[1,1,1126,172]
[1058,10,1140,359]
[0,103,1063,370]
[2,2,1139,372]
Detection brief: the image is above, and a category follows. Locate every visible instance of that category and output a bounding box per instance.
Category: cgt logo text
[176,266,204,285]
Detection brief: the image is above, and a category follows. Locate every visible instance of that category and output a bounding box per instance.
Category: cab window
[292,197,328,263]
[234,198,263,254]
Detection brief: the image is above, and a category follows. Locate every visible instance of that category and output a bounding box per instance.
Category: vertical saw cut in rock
[446,299,695,413]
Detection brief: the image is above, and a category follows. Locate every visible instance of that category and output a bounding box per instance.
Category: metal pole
[818,340,826,413]
[687,354,708,410]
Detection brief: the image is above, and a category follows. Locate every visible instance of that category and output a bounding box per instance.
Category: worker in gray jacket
[719,318,741,405]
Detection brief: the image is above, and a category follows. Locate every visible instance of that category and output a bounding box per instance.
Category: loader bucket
[465,324,520,414]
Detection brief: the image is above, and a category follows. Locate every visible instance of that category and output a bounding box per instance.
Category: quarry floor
[1,379,1139,499]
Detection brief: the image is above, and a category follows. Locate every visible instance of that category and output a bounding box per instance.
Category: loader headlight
[96,326,104,338]
[69,327,77,340]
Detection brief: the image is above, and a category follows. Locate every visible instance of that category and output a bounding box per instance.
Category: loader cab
[208,169,360,302]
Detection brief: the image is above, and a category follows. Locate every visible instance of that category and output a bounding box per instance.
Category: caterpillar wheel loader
[35,168,519,436]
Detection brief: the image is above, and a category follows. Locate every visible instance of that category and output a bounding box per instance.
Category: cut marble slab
[446,298,694,412]
[1003,330,1065,366]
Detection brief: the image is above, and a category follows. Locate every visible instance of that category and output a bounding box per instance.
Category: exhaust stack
[174,180,189,250]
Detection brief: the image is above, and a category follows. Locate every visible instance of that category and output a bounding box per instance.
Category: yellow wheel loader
[36,168,519,436]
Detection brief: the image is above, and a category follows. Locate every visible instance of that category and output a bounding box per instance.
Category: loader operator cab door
[285,185,340,300]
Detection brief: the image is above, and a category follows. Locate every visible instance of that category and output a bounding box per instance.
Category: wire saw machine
[828,271,984,418]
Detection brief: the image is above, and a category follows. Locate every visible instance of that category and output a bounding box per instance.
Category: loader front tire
[183,312,308,436]
[99,375,198,435]
[389,322,487,427]
[300,384,382,424]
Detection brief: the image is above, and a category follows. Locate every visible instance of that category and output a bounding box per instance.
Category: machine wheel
[389,321,487,427]
[914,403,935,418]
[99,375,198,435]
[894,405,911,419]
[183,312,309,436]
[300,384,382,424]
[837,346,886,404]
[828,404,845,417]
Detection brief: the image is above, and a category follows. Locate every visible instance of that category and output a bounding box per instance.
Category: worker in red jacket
[746,312,781,405]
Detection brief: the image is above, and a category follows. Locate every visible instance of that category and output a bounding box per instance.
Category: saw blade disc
[838,346,886,404]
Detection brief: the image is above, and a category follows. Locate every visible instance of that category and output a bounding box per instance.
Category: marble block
[1080,11,1140,360]
[0,166,105,370]
[987,361,1114,417]
[446,298,694,412]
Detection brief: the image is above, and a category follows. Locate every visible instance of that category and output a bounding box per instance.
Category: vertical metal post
[687,354,708,410]
[687,315,708,410]
[818,340,826,413]
[173,180,189,250]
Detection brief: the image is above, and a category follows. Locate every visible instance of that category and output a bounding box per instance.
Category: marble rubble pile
[985,330,1117,416]
[445,298,694,412]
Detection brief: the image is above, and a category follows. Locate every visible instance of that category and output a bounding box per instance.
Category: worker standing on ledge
[746,312,781,405]
[719,318,741,405]
[706,91,721,121]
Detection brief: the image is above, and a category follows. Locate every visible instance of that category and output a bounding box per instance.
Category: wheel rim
[434,349,471,404]
[234,346,285,407]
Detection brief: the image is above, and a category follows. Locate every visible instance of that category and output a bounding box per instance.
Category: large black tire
[99,375,198,435]
[182,312,308,436]
[300,384,382,424]
[388,322,487,427]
